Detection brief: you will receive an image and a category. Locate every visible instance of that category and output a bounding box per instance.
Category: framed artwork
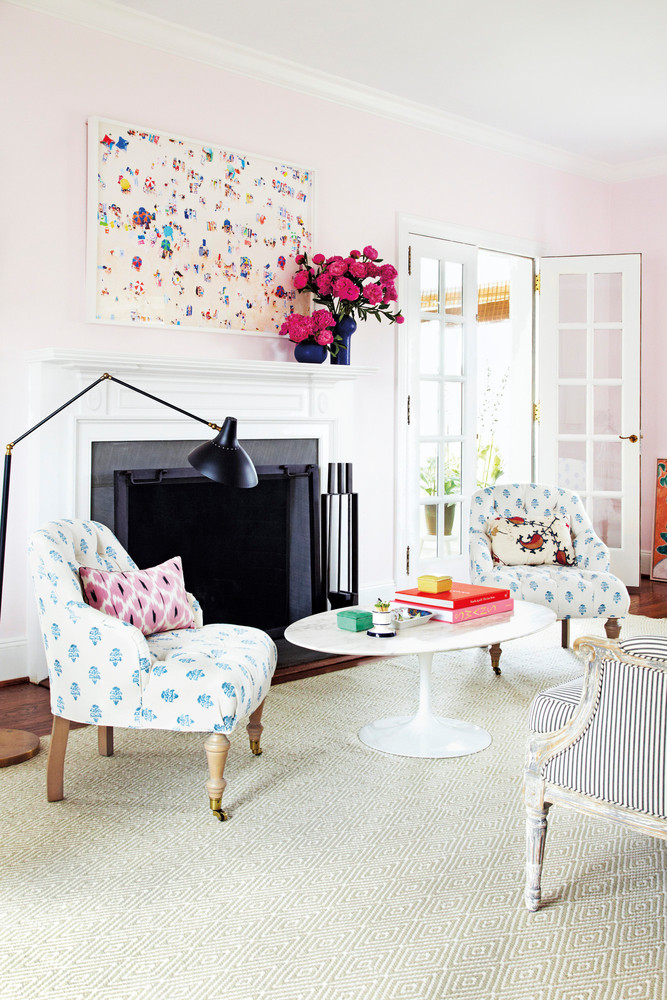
[650,459,667,580]
[87,117,314,334]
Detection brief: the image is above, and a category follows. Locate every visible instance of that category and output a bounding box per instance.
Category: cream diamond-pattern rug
[2,616,666,1000]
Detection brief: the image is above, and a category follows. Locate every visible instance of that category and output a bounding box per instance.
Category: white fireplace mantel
[19,348,377,680]
[27,348,376,383]
[25,348,377,519]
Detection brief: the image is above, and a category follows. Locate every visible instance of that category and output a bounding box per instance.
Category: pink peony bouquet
[278,307,336,349]
[290,245,404,326]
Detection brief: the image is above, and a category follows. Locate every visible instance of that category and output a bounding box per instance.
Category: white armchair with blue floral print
[469,484,630,672]
[28,519,277,820]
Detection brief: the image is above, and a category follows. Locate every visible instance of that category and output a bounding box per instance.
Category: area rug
[1,616,665,1000]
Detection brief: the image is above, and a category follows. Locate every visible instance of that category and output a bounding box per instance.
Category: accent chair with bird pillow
[469,484,630,656]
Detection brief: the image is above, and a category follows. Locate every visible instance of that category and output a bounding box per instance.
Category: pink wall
[0,3,637,663]
[612,175,667,555]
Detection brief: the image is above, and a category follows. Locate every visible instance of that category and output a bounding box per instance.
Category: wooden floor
[2,579,667,738]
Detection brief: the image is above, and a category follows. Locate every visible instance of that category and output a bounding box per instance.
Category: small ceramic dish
[392,605,433,628]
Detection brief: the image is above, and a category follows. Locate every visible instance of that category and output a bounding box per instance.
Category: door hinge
[406,545,410,575]
[408,245,412,276]
[533,401,541,423]
[407,394,411,425]
[534,272,541,293]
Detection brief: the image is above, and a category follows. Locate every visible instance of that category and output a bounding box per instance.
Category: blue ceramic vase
[294,339,327,364]
[330,316,357,365]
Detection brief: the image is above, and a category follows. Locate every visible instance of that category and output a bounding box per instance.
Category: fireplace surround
[21,349,374,682]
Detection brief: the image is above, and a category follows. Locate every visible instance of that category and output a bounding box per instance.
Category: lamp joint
[5,443,13,456]
[208,422,222,431]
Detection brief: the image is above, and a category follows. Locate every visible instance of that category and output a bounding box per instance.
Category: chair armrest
[526,636,667,816]
[469,528,495,578]
[573,527,610,571]
[42,600,151,724]
[61,599,151,655]
[186,591,203,628]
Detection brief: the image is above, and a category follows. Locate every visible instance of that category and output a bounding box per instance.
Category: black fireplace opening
[113,464,325,639]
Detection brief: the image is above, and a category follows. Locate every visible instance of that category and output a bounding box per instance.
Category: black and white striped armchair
[524,634,667,910]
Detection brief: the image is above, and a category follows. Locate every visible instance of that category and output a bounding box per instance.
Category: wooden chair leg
[246,701,265,756]
[604,617,621,640]
[489,642,502,675]
[561,618,571,649]
[204,733,231,821]
[47,715,70,802]
[98,726,114,757]
[525,802,551,911]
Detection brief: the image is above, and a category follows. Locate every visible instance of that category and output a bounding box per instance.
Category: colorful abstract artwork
[87,117,313,333]
[650,459,667,580]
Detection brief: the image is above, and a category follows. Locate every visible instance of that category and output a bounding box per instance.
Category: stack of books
[393,582,513,624]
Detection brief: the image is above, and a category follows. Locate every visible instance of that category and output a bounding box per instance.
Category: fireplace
[113,464,324,636]
[91,436,324,639]
[23,351,372,682]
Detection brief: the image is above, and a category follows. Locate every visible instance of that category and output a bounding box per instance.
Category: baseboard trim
[0,638,28,684]
[641,549,652,578]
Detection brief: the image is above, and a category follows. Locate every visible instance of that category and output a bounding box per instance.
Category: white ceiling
[16,0,667,174]
[109,0,667,168]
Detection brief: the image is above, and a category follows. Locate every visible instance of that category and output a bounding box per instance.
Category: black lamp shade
[188,416,258,488]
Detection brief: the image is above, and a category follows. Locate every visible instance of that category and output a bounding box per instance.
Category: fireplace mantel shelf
[26,349,377,383]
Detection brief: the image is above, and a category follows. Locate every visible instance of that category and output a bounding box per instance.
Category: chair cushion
[140,623,277,731]
[468,565,630,619]
[528,677,584,733]
[79,556,195,636]
[487,515,576,566]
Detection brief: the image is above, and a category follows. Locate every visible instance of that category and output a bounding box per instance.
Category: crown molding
[7,0,667,183]
[604,153,667,184]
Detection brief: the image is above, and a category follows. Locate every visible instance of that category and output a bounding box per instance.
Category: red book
[427,598,514,624]
[394,582,511,609]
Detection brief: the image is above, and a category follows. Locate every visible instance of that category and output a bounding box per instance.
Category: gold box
[417,574,453,594]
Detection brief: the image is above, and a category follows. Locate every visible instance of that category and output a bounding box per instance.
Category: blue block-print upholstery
[28,519,278,733]
[469,484,630,624]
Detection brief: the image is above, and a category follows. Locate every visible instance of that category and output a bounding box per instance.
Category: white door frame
[395,215,543,585]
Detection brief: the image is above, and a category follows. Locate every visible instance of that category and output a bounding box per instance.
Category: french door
[537,254,641,585]
[397,233,641,589]
[403,236,479,581]
[398,231,535,584]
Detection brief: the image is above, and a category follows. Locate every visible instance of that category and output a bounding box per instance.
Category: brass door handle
[619,434,639,443]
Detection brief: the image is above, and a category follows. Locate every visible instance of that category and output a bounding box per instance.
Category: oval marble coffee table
[284,602,556,759]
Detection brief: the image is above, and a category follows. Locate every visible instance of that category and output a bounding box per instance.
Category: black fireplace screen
[113,465,324,638]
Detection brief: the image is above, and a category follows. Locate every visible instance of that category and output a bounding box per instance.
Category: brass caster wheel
[209,797,228,821]
[249,740,263,757]
[493,666,502,676]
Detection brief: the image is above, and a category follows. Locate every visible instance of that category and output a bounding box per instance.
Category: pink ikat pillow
[79,556,195,635]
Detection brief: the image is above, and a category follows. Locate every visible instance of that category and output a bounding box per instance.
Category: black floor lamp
[0,372,258,767]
